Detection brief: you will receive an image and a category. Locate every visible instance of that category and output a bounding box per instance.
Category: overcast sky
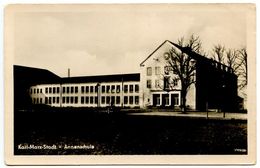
[14,4,247,77]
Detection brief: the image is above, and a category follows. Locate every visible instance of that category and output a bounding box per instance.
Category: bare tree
[237,48,248,90]
[166,35,201,112]
[212,44,225,63]
[226,49,241,72]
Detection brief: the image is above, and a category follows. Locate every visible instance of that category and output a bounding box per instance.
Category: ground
[14,109,247,155]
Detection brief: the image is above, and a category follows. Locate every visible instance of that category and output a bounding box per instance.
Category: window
[124,85,128,93]
[81,96,84,104]
[172,94,179,105]
[49,97,52,104]
[75,87,78,93]
[106,96,110,104]
[101,96,105,104]
[81,86,85,93]
[156,97,160,106]
[173,79,178,86]
[71,87,74,93]
[45,97,48,104]
[147,67,152,76]
[106,85,110,93]
[62,87,65,93]
[70,97,74,103]
[111,96,115,105]
[95,86,98,93]
[116,96,120,104]
[66,97,69,103]
[46,88,48,94]
[124,96,128,104]
[90,86,94,93]
[34,88,36,94]
[147,80,151,88]
[66,87,69,93]
[135,84,139,93]
[57,87,59,93]
[53,87,56,94]
[57,97,59,104]
[36,98,39,104]
[116,85,120,93]
[155,80,160,88]
[86,86,89,93]
[155,66,161,75]
[53,97,56,104]
[90,96,94,104]
[94,96,98,104]
[49,87,52,94]
[37,89,39,93]
[40,98,42,104]
[102,86,105,93]
[111,85,115,93]
[165,96,169,106]
[129,85,133,93]
[129,96,133,104]
[62,97,65,103]
[85,97,89,104]
[135,96,139,105]
[75,97,78,104]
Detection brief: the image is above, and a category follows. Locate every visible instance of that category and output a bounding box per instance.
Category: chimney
[68,68,70,78]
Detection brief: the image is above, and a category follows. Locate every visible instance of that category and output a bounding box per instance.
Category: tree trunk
[180,89,187,113]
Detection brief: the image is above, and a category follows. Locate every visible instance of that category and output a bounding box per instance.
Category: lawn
[14,109,247,155]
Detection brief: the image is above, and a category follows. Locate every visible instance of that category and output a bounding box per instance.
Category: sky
[13,4,248,77]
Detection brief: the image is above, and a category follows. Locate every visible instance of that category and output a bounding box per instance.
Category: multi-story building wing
[30,73,140,108]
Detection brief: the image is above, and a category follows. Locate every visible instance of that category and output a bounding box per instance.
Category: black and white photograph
[4,4,256,165]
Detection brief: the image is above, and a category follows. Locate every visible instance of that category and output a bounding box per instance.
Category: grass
[14,109,247,155]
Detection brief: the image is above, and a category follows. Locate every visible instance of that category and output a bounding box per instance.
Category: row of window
[33,96,139,105]
[31,84,139,95]
[147,66,178,76]
[146,78,178,89]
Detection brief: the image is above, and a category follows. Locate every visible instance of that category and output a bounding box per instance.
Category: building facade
[26,40,238,111]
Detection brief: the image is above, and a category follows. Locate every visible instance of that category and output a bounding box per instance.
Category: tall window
[90,96,93,104]
[53,87,56,94]
[155,66,161,75]
[37,89,39,93]
[46,88,48,94]
[75,87,78,93]
[95,86,98,93]
[86,86,89,93]
[129,85,133,93]
[45,97,48,104]
[135,84,139,93]
[147,80,152,89]
[116,96,120,104]
[101,96,105,104]
[116,85,120,93]
[106,85,110,93]
[62,87,65,93]
[124,96,128,104]
[81,96,84,104]
[57,87,60,93]
[70,97,74,103]
[102,86,105,93]
[135,96,139,105]
[124,85,128,93]
[129,96,133,104]
[81,86,84,93]
[173,79,178,86]
[106,96,110,104]
[57,97,59,104]
[85,96,89,104]
[71,87,74,93]
[90,86,94,93]
[53,97,56,104]
[75,97,78,104]
[49,87,52,94]
[111,85,115,93]
[66,97,69,103]
[62,97,65,103]
[147,67,152,76]
[111,96,115,105]
[94,96,98,104]
[66,87,69,93]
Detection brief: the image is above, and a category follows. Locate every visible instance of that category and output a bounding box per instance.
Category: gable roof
[140,40,171,66]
